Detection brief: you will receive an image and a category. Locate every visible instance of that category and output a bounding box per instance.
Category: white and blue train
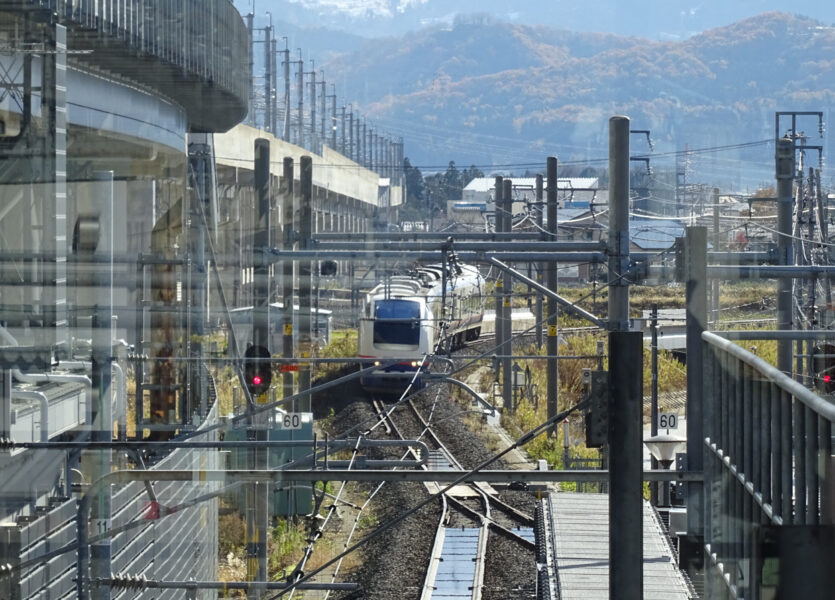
[357,262,485,392]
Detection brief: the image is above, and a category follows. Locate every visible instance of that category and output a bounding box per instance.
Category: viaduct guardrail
[702,330,835,599]
[11,0,249,131]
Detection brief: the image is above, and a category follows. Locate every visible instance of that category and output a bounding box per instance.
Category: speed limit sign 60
[280,413,303,430]
[657,412,678,430]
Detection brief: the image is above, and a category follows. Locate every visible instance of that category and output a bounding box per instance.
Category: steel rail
[399,396,491,600]
[404,397,535,543]
[446,495,535,550]
[406,394,535,523]
[419,495,449,600]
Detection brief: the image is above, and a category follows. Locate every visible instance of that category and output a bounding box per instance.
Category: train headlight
[373,360,380,366]
[411,360,419,367]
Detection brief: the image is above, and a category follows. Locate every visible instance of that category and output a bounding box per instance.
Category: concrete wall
[215,125,382,209]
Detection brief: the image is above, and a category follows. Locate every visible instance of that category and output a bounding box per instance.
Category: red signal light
[253,375,262,386]
[825,375,832,384]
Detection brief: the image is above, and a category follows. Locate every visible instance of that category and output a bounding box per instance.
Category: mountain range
[322,11,835,188]
[233,3,835,188]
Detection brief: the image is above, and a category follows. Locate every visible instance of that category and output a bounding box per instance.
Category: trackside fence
[702,331,835,599]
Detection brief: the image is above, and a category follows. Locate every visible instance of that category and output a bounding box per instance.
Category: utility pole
[368,127,374,170]
[319,76,326,149]
[298,156,314,411]
[358,120,365,167]
[776,137,795,376]
[340,105,346,155]
[384,137,390,179]
[684,226,706,546]
[249,139,272,597]
[270,36,279,135]
[246,12,255,126]
[711,188,720,326]
[817,168,832,309]
[502,179,513,410]
[535,173,544,349]
[355,112,361,163]
[608,330,643,600]
[650,303,659,505]
[328,85,337,149]
[348,109,354,160]
[607,116,641,600]
[264,24,272,134]
[295,50,304,148]
[389,138,395,181]
[281,43,290,141]
[379,134,385,176]
[90,171,114,600]
[546,158,558,429]
[494,176,505,407]
[307,63,316,152]
[397,138,404,186]
[608,116,630,331]
[282,157,295,405]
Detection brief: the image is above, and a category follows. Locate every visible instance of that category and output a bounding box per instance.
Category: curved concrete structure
[0,54,187,152]
[24,0,249,132]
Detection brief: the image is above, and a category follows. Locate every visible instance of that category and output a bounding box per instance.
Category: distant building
[446,199,489,230]
[462,177,604,216]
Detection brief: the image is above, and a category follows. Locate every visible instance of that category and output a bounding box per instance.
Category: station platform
[541,492,694,599]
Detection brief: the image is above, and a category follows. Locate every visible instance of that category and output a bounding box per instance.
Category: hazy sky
[236,0,835,39]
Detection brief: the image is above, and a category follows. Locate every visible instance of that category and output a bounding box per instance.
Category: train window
[373,299,421,346]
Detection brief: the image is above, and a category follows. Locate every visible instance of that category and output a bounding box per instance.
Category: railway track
[370,390,535,600]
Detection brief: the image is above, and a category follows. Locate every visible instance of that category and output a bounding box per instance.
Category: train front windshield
[373,299,421,346]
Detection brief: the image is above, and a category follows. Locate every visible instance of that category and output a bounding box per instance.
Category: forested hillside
[324,12,835,180]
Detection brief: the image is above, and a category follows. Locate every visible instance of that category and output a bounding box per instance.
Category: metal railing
[702,331,835,598]
[8,0,250,131]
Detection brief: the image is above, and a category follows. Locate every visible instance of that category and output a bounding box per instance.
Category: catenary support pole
[546,157,558,432]
[296,54,304,148]
[249,140,272,598]
[685,226,706,540]
[330,87,337,149]
[90,171,114,600]
[650,303,659,505]
[282,158,295,406]
[264,25,272,134]
[282,47,290,141]
[535,173,544,349]
[309,68,316,151]
[348,111,354,161]
[776,137,795,376]
[711,188,720,326]
[493,176,505,405]
[340,106,346,154]
[319,79,326,148]
[502,178,513,410]
[608,331,643,600]
[608,116,630,331]
[607,117,640,600]
[298,156,313,411]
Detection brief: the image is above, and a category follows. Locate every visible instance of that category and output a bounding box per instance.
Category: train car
[357,261,485,392]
